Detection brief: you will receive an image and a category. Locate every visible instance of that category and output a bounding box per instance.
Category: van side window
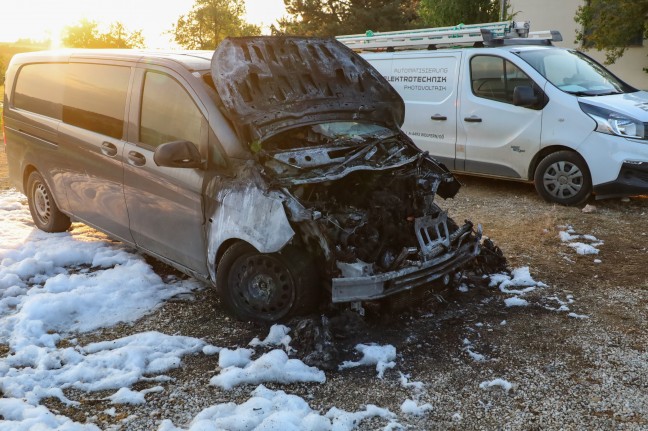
[63,63,130,139]
[140,72,203,148]
[471,56,534,104]
[14,64,65,120]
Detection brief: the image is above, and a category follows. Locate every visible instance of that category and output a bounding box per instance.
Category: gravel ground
[1,149,647,430]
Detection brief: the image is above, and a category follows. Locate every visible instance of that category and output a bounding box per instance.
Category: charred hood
[211,37,405,144]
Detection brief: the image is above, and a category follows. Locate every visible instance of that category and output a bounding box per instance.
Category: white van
[339,22,648,205]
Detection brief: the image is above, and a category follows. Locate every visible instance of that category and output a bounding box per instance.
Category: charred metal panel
[205,163,295,282]
[331,222,481,303]
[212,37,405,144]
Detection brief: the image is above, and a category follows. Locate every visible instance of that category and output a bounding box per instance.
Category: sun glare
[1,0,287,48]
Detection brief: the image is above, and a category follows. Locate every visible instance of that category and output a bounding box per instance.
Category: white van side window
[140,71,204,148]
[470,55,534,105]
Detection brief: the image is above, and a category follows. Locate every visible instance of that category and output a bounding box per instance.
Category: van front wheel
[216,242,319,322]
[534,151,592,206]
[26,171,71,232]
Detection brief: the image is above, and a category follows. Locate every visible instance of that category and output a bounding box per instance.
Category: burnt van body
[2,38,481,322]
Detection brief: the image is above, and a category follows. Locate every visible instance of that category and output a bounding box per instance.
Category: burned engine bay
[256,122,481,301]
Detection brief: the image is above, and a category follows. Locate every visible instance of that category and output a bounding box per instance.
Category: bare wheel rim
[542,161,584,199]
[33,181,52,225]
[229,253,295,320]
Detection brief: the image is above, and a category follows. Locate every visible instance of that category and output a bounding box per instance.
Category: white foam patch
[219,348,254,368]
[559,226,604,256]
[0,397,100,430]
[210,349,326,390]
[0,197,201,351]
[504,297,529,307]
[249,324,292,352]
[400,399,432,416]
[479,378,513,392]
[108,386,164,405]
[0,331,208,405]
[568,242,600,255]
[489,267,547,294]
[339,344,397,378]
[158,385,396,431]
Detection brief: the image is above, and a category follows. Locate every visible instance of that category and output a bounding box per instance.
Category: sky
[0,0,288,48]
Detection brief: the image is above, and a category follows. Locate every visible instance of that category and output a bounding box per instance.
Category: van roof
[10,49,214,72]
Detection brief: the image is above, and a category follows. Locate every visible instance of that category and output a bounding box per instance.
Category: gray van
[2,37,481,322]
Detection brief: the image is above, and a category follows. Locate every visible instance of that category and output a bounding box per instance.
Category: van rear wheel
[26,171,71,232]
[534,151,592,206]
[216,242,319,322]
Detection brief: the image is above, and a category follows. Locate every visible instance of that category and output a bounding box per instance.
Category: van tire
[216,242,320,322]
[26,171,71,232]
[534,151,592,206]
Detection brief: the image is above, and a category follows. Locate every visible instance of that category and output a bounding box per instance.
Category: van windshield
[516,49,635,96]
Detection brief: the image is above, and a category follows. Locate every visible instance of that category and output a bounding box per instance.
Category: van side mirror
[513,85,538,107]
[153,140,204,169]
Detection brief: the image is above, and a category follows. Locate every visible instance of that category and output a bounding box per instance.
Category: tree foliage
[173,0,261,50]
[61,19,145,48]
[418,0,502,28]
[575,0,648,65]
[275,0,419,37]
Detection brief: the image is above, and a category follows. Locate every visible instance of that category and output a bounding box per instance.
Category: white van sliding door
[368,52,461,169]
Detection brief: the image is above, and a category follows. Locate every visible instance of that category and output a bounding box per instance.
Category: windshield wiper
[570,90,623,97]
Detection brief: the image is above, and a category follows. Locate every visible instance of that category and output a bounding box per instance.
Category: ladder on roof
[336,21,559,51]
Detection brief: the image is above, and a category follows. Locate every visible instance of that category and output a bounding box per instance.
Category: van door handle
[127,151,146,167]
[101,142,118,157]
[431,114,447,121]
[464,115,482,123]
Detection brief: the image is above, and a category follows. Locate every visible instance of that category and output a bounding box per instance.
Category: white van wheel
[534,151,592,206]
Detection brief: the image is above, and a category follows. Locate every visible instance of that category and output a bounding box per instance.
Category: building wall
[509,0,648,89]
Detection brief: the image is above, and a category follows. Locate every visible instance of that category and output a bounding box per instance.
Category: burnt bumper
[331,223,481,303]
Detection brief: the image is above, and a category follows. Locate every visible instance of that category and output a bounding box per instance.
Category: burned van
[2,38,481,322]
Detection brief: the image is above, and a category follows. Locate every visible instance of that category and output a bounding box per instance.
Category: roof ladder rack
[337,21,562,51]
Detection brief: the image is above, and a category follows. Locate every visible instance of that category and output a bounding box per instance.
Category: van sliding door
[58,62,133,242]
[368,52,461,168]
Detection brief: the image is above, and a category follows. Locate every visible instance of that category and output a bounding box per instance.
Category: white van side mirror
[512,86,538,108]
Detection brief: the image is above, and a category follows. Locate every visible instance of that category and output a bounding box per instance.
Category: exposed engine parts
[256,123,481,298]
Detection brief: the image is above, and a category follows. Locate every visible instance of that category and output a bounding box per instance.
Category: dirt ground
[1,148,647,430]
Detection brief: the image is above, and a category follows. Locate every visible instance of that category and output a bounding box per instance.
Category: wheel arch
[529,145,590,179]
[22,164,38,192]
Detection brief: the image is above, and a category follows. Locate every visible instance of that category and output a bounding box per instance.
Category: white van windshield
[516,49,635,96]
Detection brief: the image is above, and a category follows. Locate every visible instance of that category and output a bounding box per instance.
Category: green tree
[275,0,419,37]
[62,19,145,48]
[418,0,502,28]
[62,19,103,48]
[575,0,648,65]
[173,0,261,50]
[101,22,145,48]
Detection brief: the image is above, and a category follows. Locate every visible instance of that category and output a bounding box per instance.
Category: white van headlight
[579,102,647,140]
